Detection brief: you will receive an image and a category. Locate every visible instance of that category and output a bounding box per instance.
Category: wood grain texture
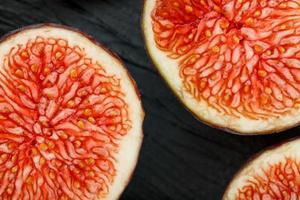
[0,0,300,199]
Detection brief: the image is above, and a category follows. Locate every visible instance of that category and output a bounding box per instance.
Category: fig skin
[141,0,300,135]
[0,23,144,200]
[222,137,300,200]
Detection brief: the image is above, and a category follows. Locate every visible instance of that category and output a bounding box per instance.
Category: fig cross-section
[0,25,143,200]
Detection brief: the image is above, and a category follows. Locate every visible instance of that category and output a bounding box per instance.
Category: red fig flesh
[0,24,144,200]
[142,0,300,134]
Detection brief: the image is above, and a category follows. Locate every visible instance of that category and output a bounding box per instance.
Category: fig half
[223,138,300,200]
[142,0,300,134]
[0,24,144,200]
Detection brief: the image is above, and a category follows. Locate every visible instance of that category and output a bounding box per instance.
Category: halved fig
[142,0,300,134]
[0,24,144,200]
[223,138,300,200]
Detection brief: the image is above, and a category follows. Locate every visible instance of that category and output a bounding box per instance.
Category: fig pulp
[0,24,144,200]
[143,0,300,134]
[223,138,300,200]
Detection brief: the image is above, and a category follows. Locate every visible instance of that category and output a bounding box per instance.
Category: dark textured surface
[1,0,300,199]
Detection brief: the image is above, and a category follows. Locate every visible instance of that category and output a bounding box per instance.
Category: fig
[0,24,144,200]
[223,138,300,200]
[142,0,300,134]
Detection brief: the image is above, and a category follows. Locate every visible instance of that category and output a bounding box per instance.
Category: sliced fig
[142,0,300,134]
[0,24,144,200]
[223,138,300,200]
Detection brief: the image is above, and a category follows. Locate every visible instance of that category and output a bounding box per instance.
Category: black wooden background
[0,0,299,199]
